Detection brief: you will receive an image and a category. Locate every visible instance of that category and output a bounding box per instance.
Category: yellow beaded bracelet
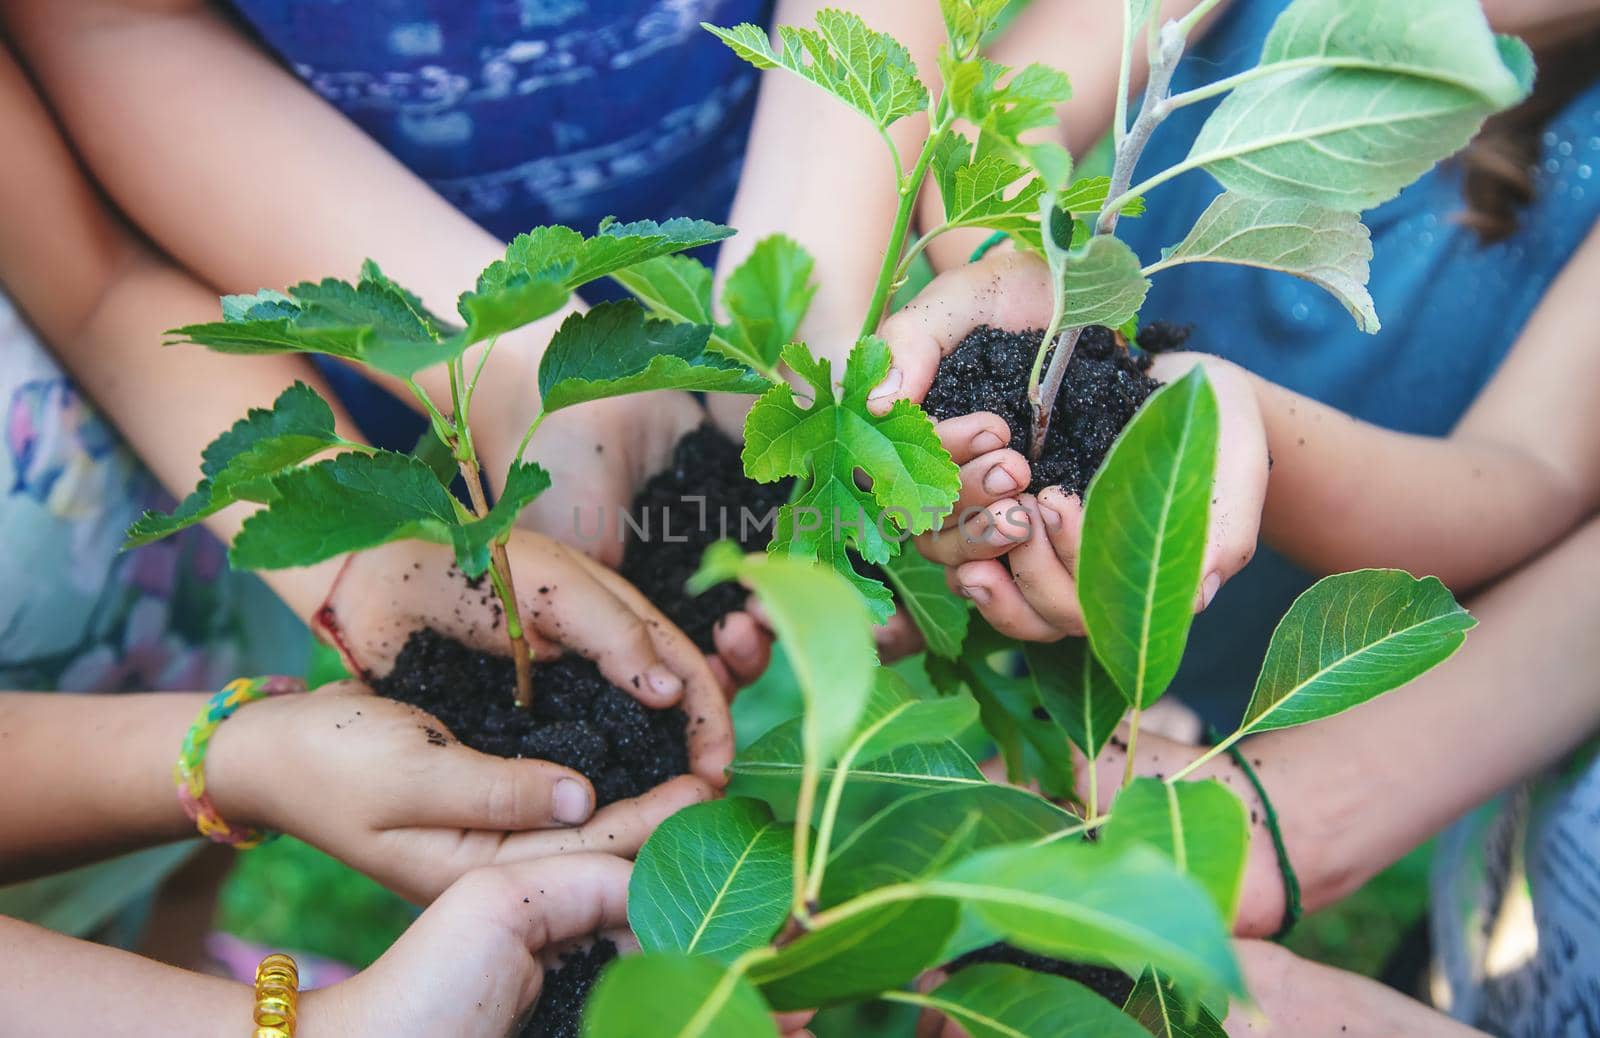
[253,953,299,1038]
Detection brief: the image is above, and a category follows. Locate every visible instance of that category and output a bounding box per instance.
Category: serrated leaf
[741,338,958,623]
[883,548,971,660]
[1239,569,1474,736]
[629,798,791,964]
[170,266,461,380]
[939,0,1010,54]
[944,56,1072,170]
[1057,176,1146,219]
[537,301,769,412]
[1103,778,1249,924]
[934,140,1045,240]
[124,382,346,548]
[918,964,1151,1038]
[1124,967,1229,1038]
[581,952,776,1038]
[706,12,928,131]
[932,843,1244,997]
[461,217,732,345]
[1152,193,1378,332]
[1079,368,1218,708]
[609,254,714,327]
[1056,234,1151,330]
[1026,637,1127,762]
[229,452,546,577]
[691,544,876,770]
[722,235,818,373]
[750,900,959,1010]
[821,785,1073,906]
[1187,0,1533,213]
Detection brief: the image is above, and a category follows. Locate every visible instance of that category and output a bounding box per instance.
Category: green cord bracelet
[970,230,1009,263]
[1206,725,1302,940]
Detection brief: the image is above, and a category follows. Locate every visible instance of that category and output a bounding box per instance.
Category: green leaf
[1124,967,1229,1038]
[916,964,1151,1038]
[581,952,776,1038]
[229,453,546,577]
[1239,569,1474,736]
[609,254,714,327]
[705,12,928,131]
[171,264,460,380]
[124,382,344,547]
[882,549,971,660]
[933,842,1244,996]
[461,217,733,345]
[1055,233,1151,331]
[939,0,1010,54]
[933,136,1046,241]
[722,235,818,374]
[741,338,959,623]
[691,543,876,768]
[537,301,770,412]
[822,785,1074,906]
[629,798,791,964]
[1151,192,1378,332]
[1057,176,1147,219]
[1102,779,1249,924]
[728,717,986,821]
[849,671,980,764]
[1186,0,1533,212]
[1079,368,1218,708]
[1026,637,1127,762]
[943,56,1072,184]
[754,901,961,1010]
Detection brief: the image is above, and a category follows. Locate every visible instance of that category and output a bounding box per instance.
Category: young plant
[704,0,1532,460]
[125,218,779,705]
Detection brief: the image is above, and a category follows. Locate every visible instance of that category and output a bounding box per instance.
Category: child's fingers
[488,775,716,863]
[945,450,1033,530]
[875,608,925,661]
[950,559,1063,642]
[1008,497,1088,637]
[373,744,597,831]
[872,251,1055,414]
[915,499,1031,567]
[1035,486,1086,577]
[712,609,773,689]
[935,412,1013,465]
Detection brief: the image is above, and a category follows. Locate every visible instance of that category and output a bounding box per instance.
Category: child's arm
[1256,224,1600,591]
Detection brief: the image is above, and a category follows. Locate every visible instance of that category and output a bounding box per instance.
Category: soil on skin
[950,942,1136,1006]
[375,629,688,807]
[617,424,792,652]
[519,938,619,1038]
[922,323,1188,497]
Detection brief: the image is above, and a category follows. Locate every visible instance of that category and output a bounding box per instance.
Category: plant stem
[1087,743,1101,820]
[512,410,547,470]
[1168,729,1243,784]
[1028,20,1187,454]
[1122,702,1144,789]
[459,452,535,708]
[791,762,819,924]
[859,116,950,340]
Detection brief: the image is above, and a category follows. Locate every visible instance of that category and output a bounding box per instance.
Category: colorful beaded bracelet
[174,675,304,848]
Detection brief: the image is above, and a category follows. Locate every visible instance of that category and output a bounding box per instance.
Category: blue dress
[225,0,772,448]
[1116,0,1600,725]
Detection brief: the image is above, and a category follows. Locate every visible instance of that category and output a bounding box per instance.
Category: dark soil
[617,424,792,652]
[374,628,687,807]
[519,938,618,1038]
[949,942,1136,1006]
[923,323,1188,496]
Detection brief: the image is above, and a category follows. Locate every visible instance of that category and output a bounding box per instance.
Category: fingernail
[645,666,683,699]
[553,779,592,824]
[983,465,1018,495]
[868,366,903,401]
[1201,571,1222,610]
[972,430,1005,454]
[959,584,991,606]
[1040,501,1063,530]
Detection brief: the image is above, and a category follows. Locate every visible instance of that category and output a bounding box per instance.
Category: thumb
[375,742,597,831]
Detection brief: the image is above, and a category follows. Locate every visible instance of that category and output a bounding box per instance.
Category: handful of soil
[618,424,792,652]
[923,324,1186,496]
[375,628,688,807]
[519,938,619,1038]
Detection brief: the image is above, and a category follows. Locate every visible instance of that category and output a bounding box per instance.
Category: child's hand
[206,683,715,903]
[875,251,1267,641]
[312,532,734,788]
[299,854,634,1036]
